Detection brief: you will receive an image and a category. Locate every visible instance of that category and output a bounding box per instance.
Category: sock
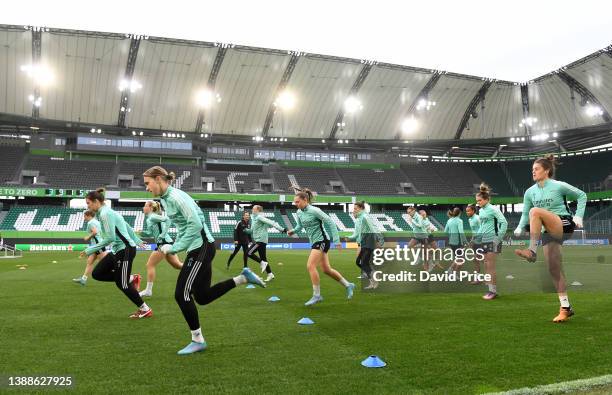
[146,282,153,292]
[488,284,497,294]
[559,295,570,308]
[339,277,350,287]
[191,328,205,343]
[528,236,538,254]
[81,275,87,281]
[233,275,247,286]
[129,275,134,283]
[313,284,321,297]
[139,303,150,312]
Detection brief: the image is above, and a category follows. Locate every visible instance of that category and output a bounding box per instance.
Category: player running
[287,188,355,306]
[244,205,287,281]
[72,209,108,286]
[138,201,183,297]
[226,211,252,270]
[344,201,384,289]
[513,155,586,322]
[79,189,150,318]
[143,166,265,355]
[475,183,508,300]
[405,206,428,267]
[419,210,443,271]
[444,207,467,272]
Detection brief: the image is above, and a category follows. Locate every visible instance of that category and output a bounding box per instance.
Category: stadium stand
[0,146,28,184]
[20,157,115,189]
[335,168,409,195]
[272,167,344,194]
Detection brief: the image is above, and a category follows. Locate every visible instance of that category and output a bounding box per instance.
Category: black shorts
[525,215,575,246]
[156,241,172,252]
[312,239,331,253]
[482,241,502,254]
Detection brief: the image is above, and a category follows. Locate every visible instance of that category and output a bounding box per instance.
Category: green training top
[478,203,508,244]
[141,213,173,244]
[292,205,340,245]
[444,216,467,246]
[160,186,214,254]
[407,212,427,238]
[347,210,384,249]
[86,218,102,246]
[85,205,142,256]
[421,217,435,235]
[245,213,285,244]
[468,214,482,244]
[517,178,587,230]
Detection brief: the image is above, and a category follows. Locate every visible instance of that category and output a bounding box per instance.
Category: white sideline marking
[484,374,612,395]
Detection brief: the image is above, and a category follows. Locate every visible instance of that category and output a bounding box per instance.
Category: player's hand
[138,243,146,249]
[234,241,238,245]
[287,229,295,236]
[513,226,522,237]
[573,216,583,228]
[160,244,172,255]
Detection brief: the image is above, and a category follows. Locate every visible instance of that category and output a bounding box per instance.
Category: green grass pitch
[1,246,612,394]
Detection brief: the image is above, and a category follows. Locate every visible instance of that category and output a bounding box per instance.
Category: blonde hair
[476,183,492,200]
[147,200,161,213]
[143,166,175,182]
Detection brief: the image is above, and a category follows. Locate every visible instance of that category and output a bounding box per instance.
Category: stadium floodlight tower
[273,90,296,142]
[401,117,419,136]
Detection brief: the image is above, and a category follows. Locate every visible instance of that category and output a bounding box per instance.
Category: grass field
[2,246,612,394]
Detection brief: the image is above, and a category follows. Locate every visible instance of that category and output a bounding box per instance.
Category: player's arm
[84,214,114,256]
[516,192,533,232]
[494,209,508,244]
[288,215,302,235]
[84,225,97,241]
[459,220,467,245]
[560,181,587,227]
[260,215,286,232]
[312,207,340,244]
[125,223,143,245]
[169,198,203,254]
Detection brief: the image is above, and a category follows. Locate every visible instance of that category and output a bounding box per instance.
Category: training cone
[571,281,583,286]
[19,267,26,270]
[297,317,314,325]
[277,262,283,266]
[361,355,386,368]
[505,275,515,280]
[52,261,57,263]
[246,284,256,289]
[268,296,280,302]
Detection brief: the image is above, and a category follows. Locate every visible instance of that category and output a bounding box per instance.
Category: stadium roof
[1,24,611,146]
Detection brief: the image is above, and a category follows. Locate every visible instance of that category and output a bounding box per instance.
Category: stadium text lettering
[372,271,491,283]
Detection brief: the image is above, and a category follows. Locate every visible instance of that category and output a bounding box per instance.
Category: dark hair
[143,166,176,182]
[295,188,314,203]
[242,211,250,220]
[84,209,95,218]
[447,207,461,217]
[533,154,558,178]
[476,183,491,201]
[354,201,366,210]
[466,204,477,213]
[86,188,105,203]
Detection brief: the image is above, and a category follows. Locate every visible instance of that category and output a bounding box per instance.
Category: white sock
[233,275,247,286]
[81,275,87,281]
[262,261,268,267]
[191,328,205,343]
[488,284,497,293]
[339,277,349,287]
[559,295,570,308]
[146,282,154,292]
[129,275,134,283]
[312,284,321,297]
[139,303,150,312]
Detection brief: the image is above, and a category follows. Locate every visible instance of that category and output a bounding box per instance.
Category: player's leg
[304,248,324,306]
[241,243,249,268]
[259,245,275,281]
[515,208,563,262]
[544,242,574,322]
[361,248,378,289]
[140,250,165,297]
[320,247,355,299]
[73,253,97,285]
[91,252,116,282]
[226,243,241,269]
[482,250,498,300]
[114,247,151,318]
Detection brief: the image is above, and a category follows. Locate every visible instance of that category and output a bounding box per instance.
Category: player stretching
[344,201,384,289]
[143,166,265,355]
[476,183,507,300]
[405,206,428,268]
[72,209,108,286]
[513,155,586,322]
[227,211,252,269]
[138,201,183,297]
[79,189,150,318]
[444,207,467,272]
[245,205,287,281]
[419,210,443,271]
[287,188,355,306]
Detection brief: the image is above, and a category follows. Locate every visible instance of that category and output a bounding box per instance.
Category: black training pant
[92,246,143,307]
